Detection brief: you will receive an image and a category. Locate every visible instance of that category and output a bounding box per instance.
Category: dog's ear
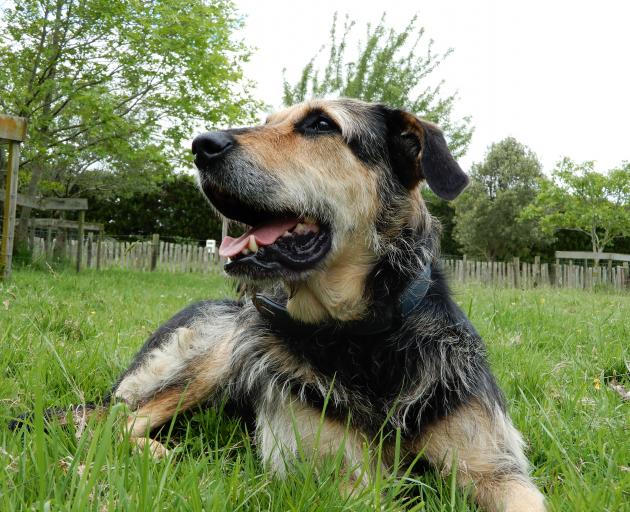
[386,109,469,200]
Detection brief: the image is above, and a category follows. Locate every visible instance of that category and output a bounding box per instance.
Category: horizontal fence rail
[21,232,630,290]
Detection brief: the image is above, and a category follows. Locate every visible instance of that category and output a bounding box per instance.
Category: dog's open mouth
[205,187,332,277]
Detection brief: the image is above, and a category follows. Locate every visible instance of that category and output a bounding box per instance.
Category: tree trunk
[16,1,63,244]
[591,225,600,267]
[16,162,47,243]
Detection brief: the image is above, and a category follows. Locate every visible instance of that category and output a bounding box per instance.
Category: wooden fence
[29,235,222,273]
[26,233,630,290]
[441,256,629,291]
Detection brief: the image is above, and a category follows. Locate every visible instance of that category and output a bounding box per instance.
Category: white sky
[234,0,630,173]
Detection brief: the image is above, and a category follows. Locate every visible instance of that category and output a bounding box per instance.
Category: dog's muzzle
[190,127,333,280]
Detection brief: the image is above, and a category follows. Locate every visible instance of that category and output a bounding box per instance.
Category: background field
[1,269,628,511]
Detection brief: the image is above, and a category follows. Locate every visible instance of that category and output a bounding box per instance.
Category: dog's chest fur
[231,268,504,437]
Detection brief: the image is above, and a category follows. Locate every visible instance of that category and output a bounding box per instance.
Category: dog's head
[193,99,468,321]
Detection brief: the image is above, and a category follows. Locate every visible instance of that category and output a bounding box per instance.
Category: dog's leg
[415,400,545,512]
[122,382,216,458]
[112,306,240,457]
[256,395,378,492]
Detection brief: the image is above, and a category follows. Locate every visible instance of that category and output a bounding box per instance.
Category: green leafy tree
[0,0,259,240]
[86,173,223,241]
[422,189,460,256]
[453,137,549,259]
[282,13,472,158]
[522,159,630,260]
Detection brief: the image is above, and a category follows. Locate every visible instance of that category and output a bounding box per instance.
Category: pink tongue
[219,218,299,258]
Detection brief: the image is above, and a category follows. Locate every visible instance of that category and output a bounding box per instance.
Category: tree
[453,138,549,259]
[0,0,259,240]
[422,189,460,256]
[282,13,472,158]
[85,173,223,241]
[522,159,630,260]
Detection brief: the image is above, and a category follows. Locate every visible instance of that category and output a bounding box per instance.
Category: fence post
[219,218,228,266]
[63,229,69,261]
[45,227,53,262]
[1,141,20,280]
[87,232,93,268]
[513,257,520,288]
[76,210,85,272]
[607,255,613,285]
[151,233,159,271]
[96,230,102,270]
[583,258,590,289]
[28,223,35,252]
[553,258,559,287]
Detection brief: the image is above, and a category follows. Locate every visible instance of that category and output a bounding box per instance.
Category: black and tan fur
[19,99,546,511]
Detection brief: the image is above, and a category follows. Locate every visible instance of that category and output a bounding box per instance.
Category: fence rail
[24,233,630,290]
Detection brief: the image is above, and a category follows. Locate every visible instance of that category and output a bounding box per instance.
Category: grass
[0,269,628,511]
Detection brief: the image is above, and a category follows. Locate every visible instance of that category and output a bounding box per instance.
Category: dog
[24,99,546,511]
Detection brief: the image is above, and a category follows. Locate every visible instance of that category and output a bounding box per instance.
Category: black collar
[252,264,432,339]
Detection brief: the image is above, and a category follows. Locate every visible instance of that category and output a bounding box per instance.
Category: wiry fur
[19,99,545,512]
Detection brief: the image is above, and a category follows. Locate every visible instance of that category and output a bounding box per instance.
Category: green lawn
[1,269,628,511]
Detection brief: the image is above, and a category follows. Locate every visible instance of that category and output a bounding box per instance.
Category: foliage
[453,137,550,259]
[522,159,630,257]
[85,173,223,241]
[1,270,629,510]
[282,13,472,158]
[423,189,460,256]
[0,0,259,206]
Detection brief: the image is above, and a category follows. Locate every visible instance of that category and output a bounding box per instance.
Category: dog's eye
[303,115,339,135]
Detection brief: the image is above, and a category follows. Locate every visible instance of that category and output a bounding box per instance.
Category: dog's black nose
[192,131,234,168]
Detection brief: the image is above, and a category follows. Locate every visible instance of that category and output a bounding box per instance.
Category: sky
[234,0,630,173]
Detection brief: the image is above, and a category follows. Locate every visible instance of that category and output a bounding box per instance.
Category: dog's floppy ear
[386,109,469,200]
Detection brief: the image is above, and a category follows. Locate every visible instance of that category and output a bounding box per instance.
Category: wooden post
[220,218,228,265]
[63,229,68,260]
[86,232,93,268]
[96,230,102,270]
[151,233,159,271]
[607,255,613,285]
[45,227,53,262]
[556,261,561,288]
[513,257,520,288]
[1,142,20,280]
[76,210,85,272]
[0,116,27,280]
[28,221,35,252]
[534,256,540,286]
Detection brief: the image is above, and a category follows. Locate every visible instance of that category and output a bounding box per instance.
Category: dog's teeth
[283,231,292,237]
[242,248,250,255]
[294,223,306,234]
[227,257,232,263]
[248,235,258,252]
